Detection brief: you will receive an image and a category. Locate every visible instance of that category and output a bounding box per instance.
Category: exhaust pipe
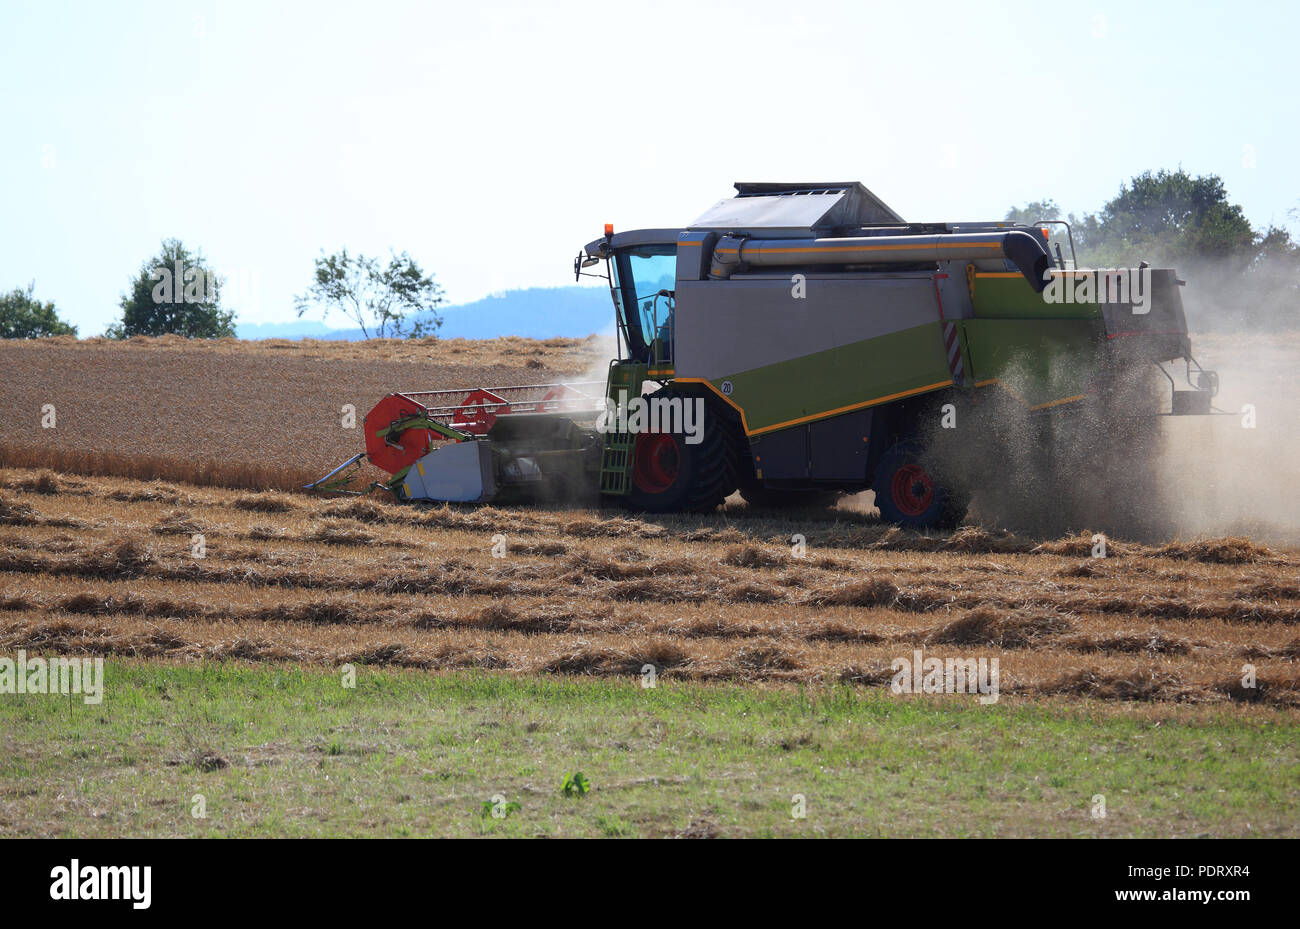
[708,229,1052,292]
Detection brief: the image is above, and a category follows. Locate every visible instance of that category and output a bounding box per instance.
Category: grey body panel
[674,273,941,380]
[690,182,903,237]
[404,441,496,503]
[935,260,976,320]
[675,231,717,281]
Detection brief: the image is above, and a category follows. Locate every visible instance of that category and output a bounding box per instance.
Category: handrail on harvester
[392,380,607,424]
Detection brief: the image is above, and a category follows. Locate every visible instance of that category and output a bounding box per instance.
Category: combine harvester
[309,182,1220,528]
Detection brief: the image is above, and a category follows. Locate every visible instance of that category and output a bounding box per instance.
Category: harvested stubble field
[2,467,1298,705]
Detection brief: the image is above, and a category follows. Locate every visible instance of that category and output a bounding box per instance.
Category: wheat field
[0,334,609,490]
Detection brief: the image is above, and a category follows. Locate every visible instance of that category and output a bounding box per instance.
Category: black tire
[871,442,967,529]
[739,485,843,509]
[623,387,737,513]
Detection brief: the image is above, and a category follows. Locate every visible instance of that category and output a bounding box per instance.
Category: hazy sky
[2,0,1296,334]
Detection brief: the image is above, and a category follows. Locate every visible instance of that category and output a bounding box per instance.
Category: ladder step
[599,431,634,494]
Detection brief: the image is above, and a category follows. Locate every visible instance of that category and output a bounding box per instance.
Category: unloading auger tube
[708,230,1053,291]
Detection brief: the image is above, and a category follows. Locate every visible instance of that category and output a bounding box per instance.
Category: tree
[1073,169,1257,269]
[295,249,445,339]
[1004,199,1062,224]
[0,282,77,338]
[1241,222,1300,324]
[111,239,235,338]
[1011,169,1298,329]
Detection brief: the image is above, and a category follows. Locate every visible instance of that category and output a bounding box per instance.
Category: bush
[0,282,76,338]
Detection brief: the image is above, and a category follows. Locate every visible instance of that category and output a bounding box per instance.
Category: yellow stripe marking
[974,377,1085,410]
[673,378,751,433]
[1032,394,1086,410]
[675,377,955,436]
[976,271,1089,280]
[757,381,956,433]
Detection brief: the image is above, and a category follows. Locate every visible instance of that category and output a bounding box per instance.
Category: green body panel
[694,323,954,435]
[963,318,1105,408]
[973,274,1103,319]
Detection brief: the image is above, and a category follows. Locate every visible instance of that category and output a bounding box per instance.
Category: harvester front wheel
[872,442,967,529]
[624,388,735,513]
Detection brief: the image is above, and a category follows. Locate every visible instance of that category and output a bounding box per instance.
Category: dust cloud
[1157,330,1300,545]
[923,360,1173,541]
[925,332,1300,544]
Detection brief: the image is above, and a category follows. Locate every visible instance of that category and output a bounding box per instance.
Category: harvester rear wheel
[624,387,736,513]
[872,442,967,529]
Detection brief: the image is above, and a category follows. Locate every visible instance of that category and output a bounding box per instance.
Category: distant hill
[236,286,613,341]
[235,320,342,340]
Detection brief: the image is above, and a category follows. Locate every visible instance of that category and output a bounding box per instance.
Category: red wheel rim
[890,463,934,516]
[632,433,679,494]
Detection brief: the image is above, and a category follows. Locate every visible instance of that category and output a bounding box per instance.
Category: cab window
[612,244,676,362]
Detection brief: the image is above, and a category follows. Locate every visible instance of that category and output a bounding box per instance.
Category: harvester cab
[310,180,1221,529]
[577,228,680,376]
